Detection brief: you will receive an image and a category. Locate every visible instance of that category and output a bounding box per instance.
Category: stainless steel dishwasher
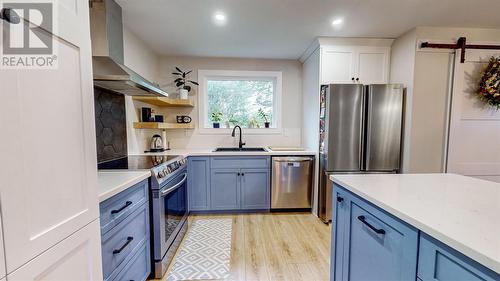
[271,156,314,209]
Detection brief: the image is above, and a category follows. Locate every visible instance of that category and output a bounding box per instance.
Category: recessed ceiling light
[331,18,343,26]
[213,12,227,26]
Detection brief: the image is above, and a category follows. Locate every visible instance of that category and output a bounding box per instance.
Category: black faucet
[231,125,246,149]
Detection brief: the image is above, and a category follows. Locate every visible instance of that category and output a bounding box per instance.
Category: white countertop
[97,148,314,202]
[98,171,151,202]
[330,173,500,274]
[131,147,317,157]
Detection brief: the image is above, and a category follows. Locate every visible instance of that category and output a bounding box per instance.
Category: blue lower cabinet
[188,157,210,211]
[109,240,151,281]
[346,203,418,281]
[240,169,269,210]
[99,178,151,281]
[331,183,499,281]
[331,188,348,281]
[418,233,499,281]
[100,179,148,234]
[210,169,240,210]
[188,156,271,212]
[332,184,418,281]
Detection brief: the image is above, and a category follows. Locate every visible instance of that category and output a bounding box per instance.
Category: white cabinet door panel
[0,0,98,273]
[8,220,103,281]
[321,47,355,84]
[356,47,390,84]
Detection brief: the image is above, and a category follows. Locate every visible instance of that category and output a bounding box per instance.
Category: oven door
[152,167,188,261]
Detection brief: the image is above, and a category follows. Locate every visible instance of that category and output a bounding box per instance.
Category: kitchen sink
[214,147,267,152]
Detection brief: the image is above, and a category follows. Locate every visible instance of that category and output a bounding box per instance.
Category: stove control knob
[157,171,164,178]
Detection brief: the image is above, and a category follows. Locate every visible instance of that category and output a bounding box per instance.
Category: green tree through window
[207,80,274,128]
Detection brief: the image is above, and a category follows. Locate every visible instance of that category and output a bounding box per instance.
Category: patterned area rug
[166,218,232,281]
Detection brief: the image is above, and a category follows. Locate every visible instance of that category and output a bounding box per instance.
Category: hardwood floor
[161,212,331,281]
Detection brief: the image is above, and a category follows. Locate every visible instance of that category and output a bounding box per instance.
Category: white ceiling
[117,0,500,59]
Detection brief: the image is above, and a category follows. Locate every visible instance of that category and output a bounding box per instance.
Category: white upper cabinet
[0,0,99,274]
[321,45,390,85]
[321,47,355,84]
[356,47,390,84]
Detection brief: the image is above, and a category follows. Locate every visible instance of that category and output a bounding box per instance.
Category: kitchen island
[330,173,499,281]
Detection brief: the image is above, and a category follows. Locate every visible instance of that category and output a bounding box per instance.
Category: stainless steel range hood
[90,0,168,97]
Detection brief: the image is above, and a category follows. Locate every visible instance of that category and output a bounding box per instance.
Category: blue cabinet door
[333,185,418,281]
[331,185,348,281]
[187,157,210,211]
[240,169,269,210]
[210,169,240,210]
[418,233,499,281]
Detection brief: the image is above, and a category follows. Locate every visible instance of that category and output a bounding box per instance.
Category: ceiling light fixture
[331,18,343,26]
[213,12,227,26]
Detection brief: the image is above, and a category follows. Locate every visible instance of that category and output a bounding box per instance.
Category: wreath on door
[477,57,500,109]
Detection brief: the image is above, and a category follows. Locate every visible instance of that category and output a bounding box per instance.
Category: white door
[321,46,355,84]
[8,220,103,281]
[447,49,500,183]
[0,0,99,273]
[355,47,390,84]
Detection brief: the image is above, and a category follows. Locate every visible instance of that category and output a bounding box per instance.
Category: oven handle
[161,173,187,197]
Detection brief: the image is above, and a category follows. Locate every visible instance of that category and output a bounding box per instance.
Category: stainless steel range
[150,156,188,278]
[98,155,188,279]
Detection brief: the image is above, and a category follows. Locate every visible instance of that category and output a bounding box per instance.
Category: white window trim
[197,69,283,135]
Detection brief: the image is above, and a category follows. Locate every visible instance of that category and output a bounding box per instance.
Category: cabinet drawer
[110,240,150,281]
[346,202,418,281]
[211,156,269,169]
[100,179,148,234]
[418,233,499,281]
[101,203,149,279]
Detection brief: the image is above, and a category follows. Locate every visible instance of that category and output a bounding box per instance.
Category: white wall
[121,26,162,154]
[301,48,321,214]
[410,49,453,173]
[122,27,160,83]
[389,29,417,173]
[301,48,321,151]
[126,56,303,153]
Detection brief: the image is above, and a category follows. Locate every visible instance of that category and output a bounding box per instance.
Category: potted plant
[258,108,270,128]
[211,112,223,128]
[172,67,199,100]
[228,118,239,127]
[248,118,259,128]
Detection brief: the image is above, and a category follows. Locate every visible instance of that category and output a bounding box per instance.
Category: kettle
[150,134,164,152]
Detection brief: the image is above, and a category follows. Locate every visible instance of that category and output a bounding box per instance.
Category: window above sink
[198,70,282,135]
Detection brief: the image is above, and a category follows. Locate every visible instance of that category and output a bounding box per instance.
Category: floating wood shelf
[132,96,194,107]
[133,122,195,130]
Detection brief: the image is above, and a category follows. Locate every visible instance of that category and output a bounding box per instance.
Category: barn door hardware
[421,37,500,63]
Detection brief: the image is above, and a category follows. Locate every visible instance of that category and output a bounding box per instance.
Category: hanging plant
[477,57,500,110]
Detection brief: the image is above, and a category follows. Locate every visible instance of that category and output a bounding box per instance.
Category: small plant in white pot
[258,108,271,128]
[211,112,223,128]
[172,67,198,99]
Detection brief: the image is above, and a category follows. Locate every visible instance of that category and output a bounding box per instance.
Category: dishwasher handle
[272,157,314,162]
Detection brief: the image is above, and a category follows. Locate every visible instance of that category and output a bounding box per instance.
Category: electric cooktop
[97,155,181,170]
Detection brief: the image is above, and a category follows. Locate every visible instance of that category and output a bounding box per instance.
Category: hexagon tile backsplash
[94,87,127,163]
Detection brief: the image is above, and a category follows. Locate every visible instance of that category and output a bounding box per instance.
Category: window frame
[198,69,283,135]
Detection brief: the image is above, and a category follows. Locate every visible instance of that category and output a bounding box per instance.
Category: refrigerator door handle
[364,85,373,171]
[360,85,367,171]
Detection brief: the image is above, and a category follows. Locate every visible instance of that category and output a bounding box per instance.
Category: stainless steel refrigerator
[318,84,404,223]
